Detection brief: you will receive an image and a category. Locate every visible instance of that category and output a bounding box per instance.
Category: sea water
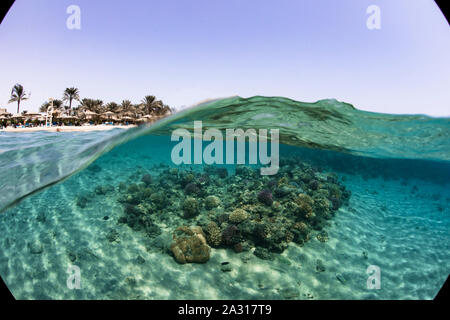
[0,96,448,299]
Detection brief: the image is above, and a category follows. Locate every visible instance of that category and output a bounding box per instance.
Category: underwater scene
[0,96,449,300]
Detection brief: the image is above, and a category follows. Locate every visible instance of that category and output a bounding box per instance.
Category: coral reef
[184,182,202,196]
[229,208,249,223]
[257,189,273,206]
[204,221,222,247]
[182,197,200,218]
[141,173,152,186]
[170,226,210,264]
[295,193,314,216]
[106,229,120,243]
[114,156,350,263]
[222,224,242,246]
[204,195,221,210]
[316,230,329,243]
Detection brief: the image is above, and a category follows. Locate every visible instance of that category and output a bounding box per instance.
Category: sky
[0,0,449,116]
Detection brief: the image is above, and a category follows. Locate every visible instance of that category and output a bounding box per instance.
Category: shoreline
[0,124,137,133]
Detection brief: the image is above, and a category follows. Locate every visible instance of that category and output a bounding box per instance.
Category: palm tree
[141,95,157,114]
[81,98,103,113]
[106,102,119,112]
[39,103,48,113]
[8,84,30,114]
[40,99,63,114]
[120,100,133,112]
[52,99,63,109]
[63,87,80,113]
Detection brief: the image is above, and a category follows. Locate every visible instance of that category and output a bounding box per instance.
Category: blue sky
[0,0,449,116]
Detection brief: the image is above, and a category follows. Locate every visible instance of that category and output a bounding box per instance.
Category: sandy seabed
[0,143,448,300]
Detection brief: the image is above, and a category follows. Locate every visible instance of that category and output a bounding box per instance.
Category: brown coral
[204,221,222,247]
[316,231,329,243]
[277,176,289,187]
[204,195,221,210]
[312,195,331,217]
[294,193,314,216]
[294,221,309,233]
[286,231,294,243]
[170,226,211,264]
[229,208,249,223]
[182,197,200,218]
[305,211,316,220]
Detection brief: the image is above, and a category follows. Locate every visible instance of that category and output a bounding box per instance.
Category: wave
[0,127,145,211]
[152,96,450,161]
[0,95,449,211]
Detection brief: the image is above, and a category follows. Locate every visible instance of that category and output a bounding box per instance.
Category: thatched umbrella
[60,114,78,119]
[122,111,135,118]
[102,111,115,120]
[56,114,78,125]
[83,110,98,121]
[120,116,135,124]
[10,114,24,125]
[0,109,10,116]
[24,113,43,121]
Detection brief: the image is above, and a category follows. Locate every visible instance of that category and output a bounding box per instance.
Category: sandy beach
[0,124,136,133]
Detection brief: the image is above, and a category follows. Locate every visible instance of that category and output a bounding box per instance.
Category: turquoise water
[0,96,449,299]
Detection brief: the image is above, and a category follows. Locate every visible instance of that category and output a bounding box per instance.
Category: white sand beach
[0,124,136,133]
